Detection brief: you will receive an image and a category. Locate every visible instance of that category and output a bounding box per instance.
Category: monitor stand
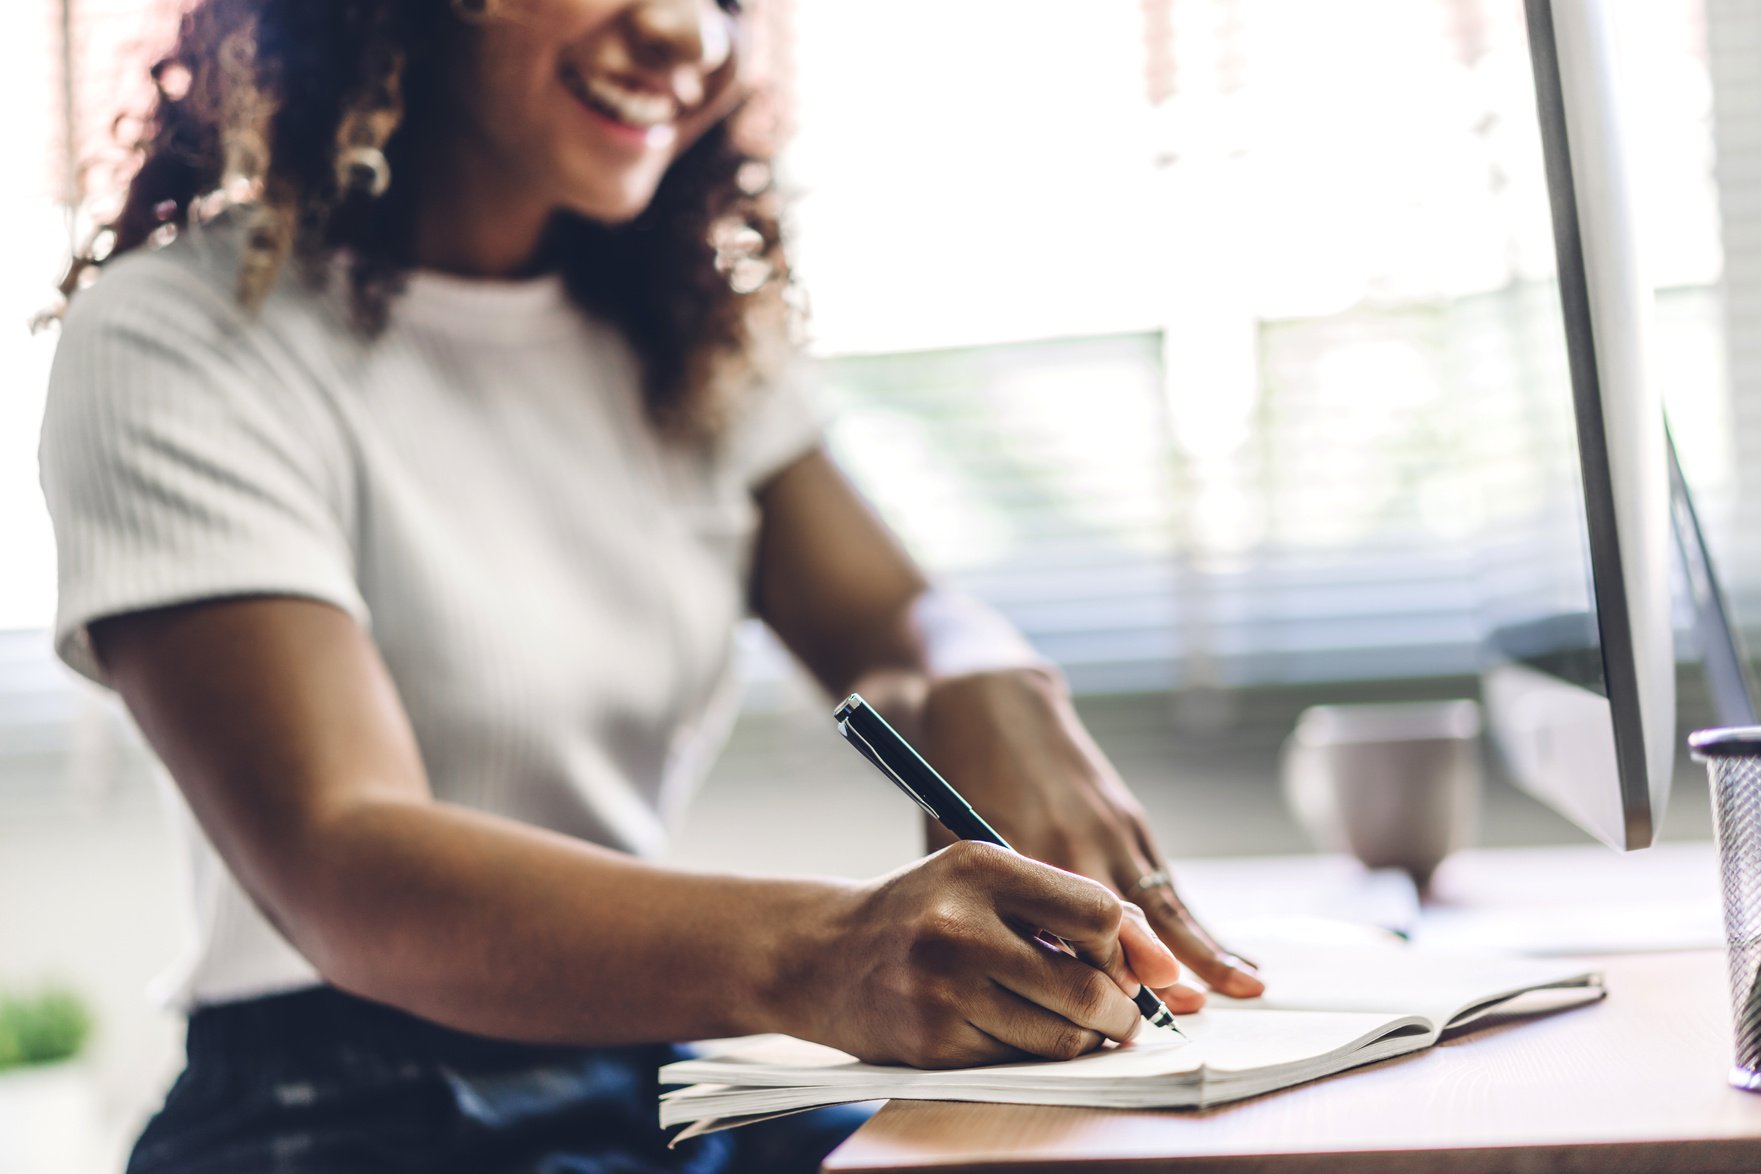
[1669,419,1759,729]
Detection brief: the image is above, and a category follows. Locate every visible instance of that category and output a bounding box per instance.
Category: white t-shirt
[39,219,821,1008]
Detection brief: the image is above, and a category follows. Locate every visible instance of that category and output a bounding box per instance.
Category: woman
[40,0,1264,1169]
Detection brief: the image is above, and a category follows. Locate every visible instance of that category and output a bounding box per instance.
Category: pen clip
[837,718,940,821]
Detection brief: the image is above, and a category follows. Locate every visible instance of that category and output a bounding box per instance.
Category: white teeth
[564,68,677,129]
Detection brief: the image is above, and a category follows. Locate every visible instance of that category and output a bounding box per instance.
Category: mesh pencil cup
[1690,725,1761,1091]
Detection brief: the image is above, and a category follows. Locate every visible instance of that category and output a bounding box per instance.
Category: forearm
[275,797,849,1046]
[845,589,1056,738]
[752,452,1051,728]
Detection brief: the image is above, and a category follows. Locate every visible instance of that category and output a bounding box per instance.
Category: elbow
[238,804,421,1003]
[245,865,382,997]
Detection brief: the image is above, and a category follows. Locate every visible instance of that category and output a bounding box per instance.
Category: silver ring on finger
[1127,869,1173,900]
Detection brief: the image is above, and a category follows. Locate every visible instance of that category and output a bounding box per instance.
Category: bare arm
[750,450,1039,726]
[753,448,1265,1000]
[93,597,830,1044]
[94,596,1176,1063]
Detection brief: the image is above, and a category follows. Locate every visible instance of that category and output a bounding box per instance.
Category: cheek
[463,4,591,113]
[448,28,555,152]
[465,45,581,187]
[497,33,565,121]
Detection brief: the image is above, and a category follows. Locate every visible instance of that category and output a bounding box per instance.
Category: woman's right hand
[787,841,1189,1069]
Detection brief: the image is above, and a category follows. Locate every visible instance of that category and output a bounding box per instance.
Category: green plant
[0,989,93,1070]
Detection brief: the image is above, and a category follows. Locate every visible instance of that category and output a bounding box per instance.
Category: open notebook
[660,940,1603,1134]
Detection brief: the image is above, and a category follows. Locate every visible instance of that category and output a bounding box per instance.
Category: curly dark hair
[67,0,791,436]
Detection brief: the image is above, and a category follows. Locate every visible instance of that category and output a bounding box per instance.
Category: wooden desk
[826,849,1761,1173]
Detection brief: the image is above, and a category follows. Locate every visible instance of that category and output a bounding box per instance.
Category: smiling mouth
[559,64,679,132]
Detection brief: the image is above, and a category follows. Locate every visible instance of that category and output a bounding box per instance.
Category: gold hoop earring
[333,50,404,201]
[339,146,392,198]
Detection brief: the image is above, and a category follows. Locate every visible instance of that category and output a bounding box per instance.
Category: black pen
[833,692,1183,1038]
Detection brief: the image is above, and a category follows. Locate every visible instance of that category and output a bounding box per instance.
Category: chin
[577,200,650,227]
[560,173,669,227]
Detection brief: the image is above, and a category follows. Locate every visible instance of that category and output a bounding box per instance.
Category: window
[5,0,177,795]
[3,0,86,794]
[1,0,1746,789]
[778,0,1737,694]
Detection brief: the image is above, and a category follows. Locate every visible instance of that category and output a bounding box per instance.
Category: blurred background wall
[0,0,1753,1167]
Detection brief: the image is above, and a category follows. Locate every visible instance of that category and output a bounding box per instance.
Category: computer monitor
[1478,0,1678,851]
[1668,430,1761,733]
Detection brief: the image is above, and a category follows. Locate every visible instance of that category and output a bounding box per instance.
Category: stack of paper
[661,941,1603,1131]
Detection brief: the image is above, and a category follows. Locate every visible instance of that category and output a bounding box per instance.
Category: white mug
[1281,700,1482,892]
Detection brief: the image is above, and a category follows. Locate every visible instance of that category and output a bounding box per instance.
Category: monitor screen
[1478,0,1676,851]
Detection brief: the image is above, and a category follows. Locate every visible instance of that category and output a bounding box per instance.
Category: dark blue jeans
[126,986,870,1174]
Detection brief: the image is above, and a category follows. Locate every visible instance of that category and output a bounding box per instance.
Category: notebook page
[660,942,1602,1124]
[1207,940,1601,1026]
[1176,1006,1429,1074]
[664,1006,1418,1096]
[663,1027,1204,1091]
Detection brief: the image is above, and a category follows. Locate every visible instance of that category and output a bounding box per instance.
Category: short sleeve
[726,356,828,491]
[39,250,366,686]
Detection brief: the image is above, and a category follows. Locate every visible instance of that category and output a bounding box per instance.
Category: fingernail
[1222,953,1260,977]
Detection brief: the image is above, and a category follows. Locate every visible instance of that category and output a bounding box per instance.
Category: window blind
[1706,0,1761,631]
[776,0,1738,701]
[3,0,1749,792]
[2,0,82,793]
[821,333,1186,695]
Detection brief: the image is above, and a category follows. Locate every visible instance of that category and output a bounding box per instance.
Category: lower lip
[563,81,678,151]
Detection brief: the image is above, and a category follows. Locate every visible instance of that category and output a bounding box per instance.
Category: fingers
[972,981,1115,1062]
[1123,823,1264,998]
[936,842,1171,1018]
[1117,902,1183,992]
[990,936,1142,1046]
[883,846,1141,1067]
[923,839,1232,1061]
[961,844,1124,953]
[963,847,1162,1005]
[1137,881,1265,998]
[902,1022,1034,1070]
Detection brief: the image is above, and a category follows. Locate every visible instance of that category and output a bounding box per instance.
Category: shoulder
[44,217,360,484]
[63,215,295,347]
[52,214,356,409]
[721,355,829,490]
